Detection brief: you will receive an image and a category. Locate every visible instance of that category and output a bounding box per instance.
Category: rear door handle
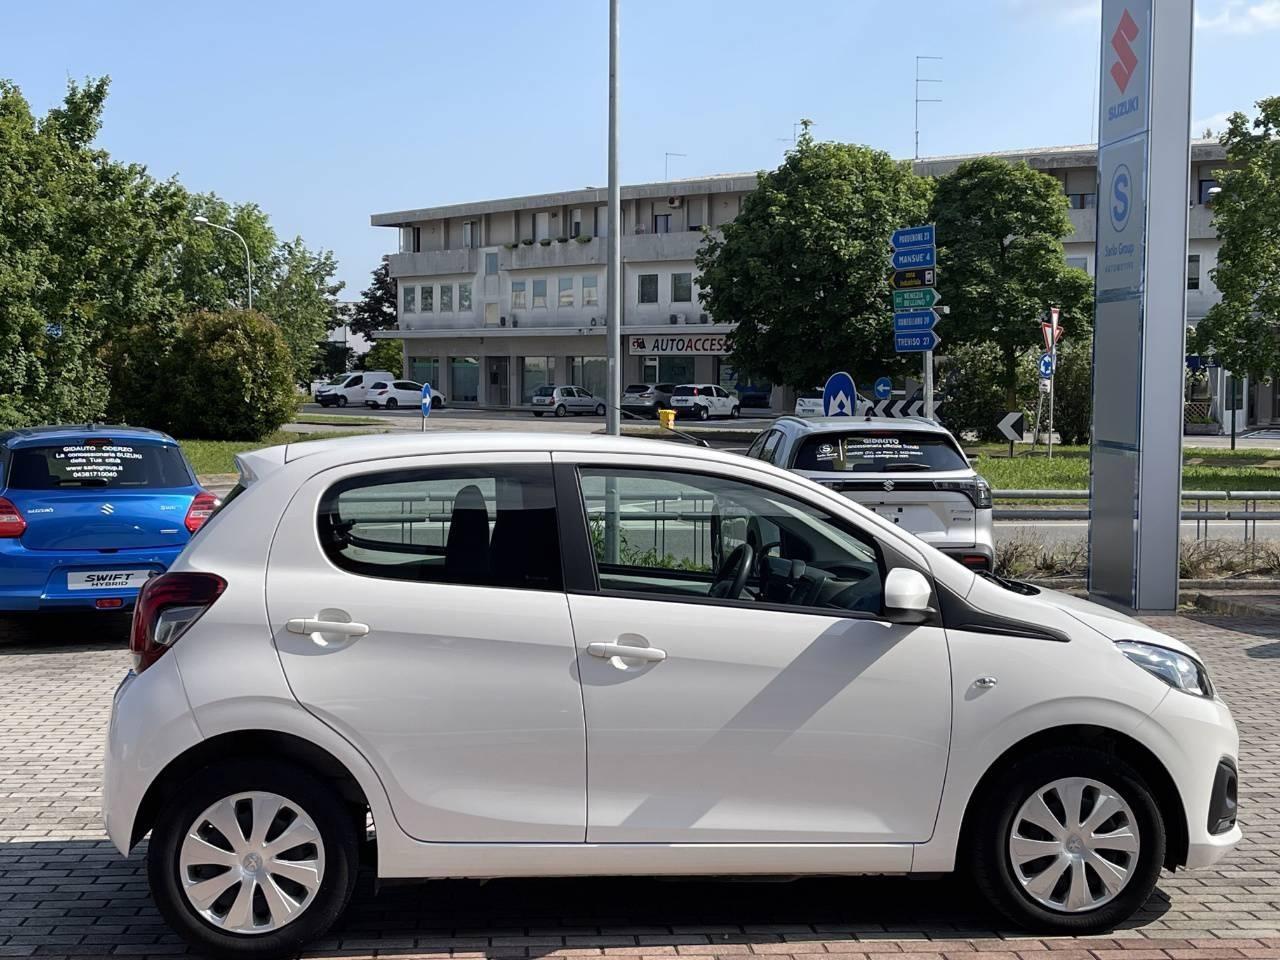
[587,641,666,663]
[286,618,370,638]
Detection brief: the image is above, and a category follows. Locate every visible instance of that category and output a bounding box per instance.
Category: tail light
[184,490,220,534]
[377,389,387,395]
[0,497,25,538]
[959,554,991,570]
[130,572,226,673]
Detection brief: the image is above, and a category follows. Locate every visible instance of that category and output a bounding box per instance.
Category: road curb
[1193,592,1280,618]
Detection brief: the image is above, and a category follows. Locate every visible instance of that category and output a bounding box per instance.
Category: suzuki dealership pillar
[1088,0,1193,611]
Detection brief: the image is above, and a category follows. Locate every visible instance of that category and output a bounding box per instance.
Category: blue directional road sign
[895,330,941,353]
[822,371,858,417]
[891,245,936,271]
[892,225,934,249]
[874,376,892,400]
[421,382,434,416]
[1038,353,1055,379]
[892,309,938,333]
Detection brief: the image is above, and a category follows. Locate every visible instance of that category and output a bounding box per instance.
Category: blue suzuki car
[0,425,216,612]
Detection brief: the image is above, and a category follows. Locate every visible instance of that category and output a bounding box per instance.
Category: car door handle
[587,641,666,663]
[286,618,370,638]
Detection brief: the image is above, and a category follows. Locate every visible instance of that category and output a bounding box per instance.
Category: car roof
[772,416,953,437]
[0,424,177,449]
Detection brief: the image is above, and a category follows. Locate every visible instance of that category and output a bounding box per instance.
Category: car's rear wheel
[554,404,567,418]
[971,747,1164,934]
[697,405,709,421]
[148,760,359,959]
[385,398,398,409]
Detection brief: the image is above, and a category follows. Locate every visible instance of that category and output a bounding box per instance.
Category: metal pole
[605,0,622,437]
[923,350,933,419]
[1230,373,1237,451]
[1048,311,1058,459]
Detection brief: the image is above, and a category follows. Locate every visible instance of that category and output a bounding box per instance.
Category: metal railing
[995,489,1280,541]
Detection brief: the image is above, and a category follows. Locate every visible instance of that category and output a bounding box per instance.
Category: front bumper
[0,544,181,612]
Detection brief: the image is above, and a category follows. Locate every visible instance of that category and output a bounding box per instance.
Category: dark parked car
[620,383,675,418]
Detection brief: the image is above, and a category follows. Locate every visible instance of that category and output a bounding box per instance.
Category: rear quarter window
[7,441,192,489]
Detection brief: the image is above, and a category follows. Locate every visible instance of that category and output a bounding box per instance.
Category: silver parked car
[745,416,994,570]
[530,385,606,417]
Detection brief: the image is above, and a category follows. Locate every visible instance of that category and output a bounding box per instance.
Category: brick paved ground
[0,612,1276,959]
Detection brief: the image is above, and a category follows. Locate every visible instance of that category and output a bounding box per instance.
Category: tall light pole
[193,215,253,311]
[605,0,622,436]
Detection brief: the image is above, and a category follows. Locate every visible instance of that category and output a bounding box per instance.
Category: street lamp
[192,215,253,311]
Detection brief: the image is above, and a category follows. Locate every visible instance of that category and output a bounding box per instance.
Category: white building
[373,139,1251,424]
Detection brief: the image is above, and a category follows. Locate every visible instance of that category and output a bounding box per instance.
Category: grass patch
[294,413,385,426]
[179,429,384,476]
[995,534,1280,580]
[969,444,1280,494]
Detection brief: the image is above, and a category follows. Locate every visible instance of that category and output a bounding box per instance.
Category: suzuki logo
[1110,9,1139,94]
[883,480,895,492]
[99,503,115,515]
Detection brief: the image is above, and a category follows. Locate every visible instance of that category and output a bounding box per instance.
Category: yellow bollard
[658,408,676,430]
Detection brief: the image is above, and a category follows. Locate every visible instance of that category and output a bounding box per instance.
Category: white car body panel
[101,431,1239,887]
[314,370,394,407]
[366,380,445,409]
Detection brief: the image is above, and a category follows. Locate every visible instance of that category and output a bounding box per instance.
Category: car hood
[1028,586,1200,659]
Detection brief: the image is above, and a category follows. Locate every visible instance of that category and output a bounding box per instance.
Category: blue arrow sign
[891,224,934,249]
[892,245,936,270]
[874,376,892,400]
[895,330,941,353]
[1038,353,1055,379]
[822,371,858,417]
[892,309,938,333]
[421,382,434,417]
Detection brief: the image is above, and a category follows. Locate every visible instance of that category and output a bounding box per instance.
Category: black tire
[554,404,567,418]
[730,405,741,419]
[385,398,398,410]
[431,395,443,409]
[147,760,360,959]
[970,747,1165,934]
[533,412,544,418]
[336,396,348,408]
[595,403,606,416]
[697,404,709,421]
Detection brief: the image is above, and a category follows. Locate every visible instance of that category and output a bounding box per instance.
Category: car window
[370,381,389,390]
[672,386,697,397]
[393,381,417,390]
[793,430,968,472]
[577,467,883,616]
[799,388,823,400]
[760,431,783,464]
[317,464,562,591]
[7,440,192,489]
[344,375,363,387]
[746,432,769,459]
[624,384,649,393]
[533,385,556,398]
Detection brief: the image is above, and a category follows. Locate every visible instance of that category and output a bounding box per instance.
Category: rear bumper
[622,401,661,415]
[0,544,182,611]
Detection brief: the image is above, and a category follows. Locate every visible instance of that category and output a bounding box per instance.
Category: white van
[314,371,394,408]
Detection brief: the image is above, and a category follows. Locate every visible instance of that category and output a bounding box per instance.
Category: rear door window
[793,431,968,472]
[7,441,192,489]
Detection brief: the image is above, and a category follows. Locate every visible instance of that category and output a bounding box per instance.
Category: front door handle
[286,618,370,638]
[587,641,666,663]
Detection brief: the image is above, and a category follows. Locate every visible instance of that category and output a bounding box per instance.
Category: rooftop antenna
[664,152,687,181]
[915,56,943,159]
[777,119,812,150]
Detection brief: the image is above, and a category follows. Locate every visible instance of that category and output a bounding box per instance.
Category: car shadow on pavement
[0,838,1173,958]
[0,612,131,649]
[1182,612,1280,643]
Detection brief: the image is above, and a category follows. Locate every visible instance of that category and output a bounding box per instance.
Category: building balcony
[504,239,605,270]
[1188,203,1218,241]
[1066,207,1096,243]
[387,249,478,279]
[624,230,708,263]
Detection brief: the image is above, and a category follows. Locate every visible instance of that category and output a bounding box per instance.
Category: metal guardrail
[995,489,1280,541]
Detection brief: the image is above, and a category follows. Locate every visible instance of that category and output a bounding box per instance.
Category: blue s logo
[1110,164,1131,232]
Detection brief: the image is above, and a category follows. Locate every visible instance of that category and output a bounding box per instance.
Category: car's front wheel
[971,747,1164,934]
[595,403,606,416]
[385,398,398,409]
[554,404,567,418]
[336,396,348,408]
[147,760,359,958]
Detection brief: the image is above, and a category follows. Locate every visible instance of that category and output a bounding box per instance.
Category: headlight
[1116,640,1214,698]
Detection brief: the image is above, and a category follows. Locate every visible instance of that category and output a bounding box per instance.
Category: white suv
[670,383,739,420]
[104,432,1239,957]
[748,416,995,570]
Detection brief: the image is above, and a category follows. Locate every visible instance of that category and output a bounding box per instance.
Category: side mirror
[883,567,935,625]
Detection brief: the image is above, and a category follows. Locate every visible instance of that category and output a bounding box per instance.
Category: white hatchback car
[104,433,1239,957]
[365,379,445,410]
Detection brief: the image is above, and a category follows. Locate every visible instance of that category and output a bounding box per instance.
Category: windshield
[792,431,968,473]
[7,441,193,489]
[325,377,348,386]
[624,384,651,393]
[799,388,823,400]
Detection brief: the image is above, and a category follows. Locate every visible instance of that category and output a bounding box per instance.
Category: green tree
[161,310,298,440]
[929,158,1093,408]
[175,194,277,312]
[358,338,404,375]
[348,258,398,339]
[259,238,344,385]
[696,129,932,388]
[1192,96,1280,379]
[313,341,354,380]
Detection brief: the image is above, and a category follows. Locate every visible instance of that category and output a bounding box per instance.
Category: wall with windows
[398,273,478,330]
[626,261,702,323]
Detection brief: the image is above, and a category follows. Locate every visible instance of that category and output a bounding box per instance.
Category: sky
[4,0,1277,296]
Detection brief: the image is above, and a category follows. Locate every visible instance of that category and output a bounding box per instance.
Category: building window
[570,208,583,239]
[485,252,499,276]
[440,284,454,312]
[595,205,607,237]
[462,220,475,248]
[449,356,479,403]
[521,357,554,403]
[409,357,440,389]
[558,276,574,308]
[459,281,473,312]
[1188,254,1201,291]
[412,226,422,253]
[653,214,672,234]
[1065,256,1089,274]
[402,284,416,313]
[421,284,433,313]
[532,278,547,308]
[688,199,703,230]
[672,273,692,303]
[511,280,527,309]
[638,274,659,304]
[535,212,550,241]
[1198,179,1219,204]
[1066,192,1097,209]
[583,274,599,307]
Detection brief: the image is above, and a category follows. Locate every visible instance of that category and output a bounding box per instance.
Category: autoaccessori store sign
[628,334,729,356]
